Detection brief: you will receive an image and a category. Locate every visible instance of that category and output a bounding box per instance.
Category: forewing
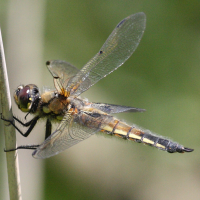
[32,110,113,159]
[46,60,79,94]
[90,103,145,114]
[67,12,146,97]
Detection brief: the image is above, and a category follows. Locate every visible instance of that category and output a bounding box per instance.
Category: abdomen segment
[101,119,193,153]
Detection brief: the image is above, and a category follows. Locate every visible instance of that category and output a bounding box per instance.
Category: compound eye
[14,85,31,112]
[15,85,24,97]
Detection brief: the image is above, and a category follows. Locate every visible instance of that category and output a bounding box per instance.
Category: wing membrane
[90,103,145,114]
[67,12,146,97]
[33,110,113,159]
[46,60,79,94]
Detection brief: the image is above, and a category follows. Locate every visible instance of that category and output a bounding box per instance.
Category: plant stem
[0,28,22,200]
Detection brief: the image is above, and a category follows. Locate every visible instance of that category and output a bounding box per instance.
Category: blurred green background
[0,0,200,200]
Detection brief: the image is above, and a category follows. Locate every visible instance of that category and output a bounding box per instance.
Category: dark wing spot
[87,112,101,118]
[117,18,126,28]
[46,61,50,65]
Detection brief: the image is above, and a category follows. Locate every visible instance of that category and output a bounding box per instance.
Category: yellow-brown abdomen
[101,119,190,153]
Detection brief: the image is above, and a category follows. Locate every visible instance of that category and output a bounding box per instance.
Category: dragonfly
[2,12,193,159]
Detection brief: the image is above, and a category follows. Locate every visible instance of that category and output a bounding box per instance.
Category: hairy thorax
[37,90,69,121]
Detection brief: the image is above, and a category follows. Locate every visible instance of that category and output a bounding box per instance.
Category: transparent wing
[33,110,113,159]
[67,12,146,97]
[46,60,79,94]
[89,103,145,114]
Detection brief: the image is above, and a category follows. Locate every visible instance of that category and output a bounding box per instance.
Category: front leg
[13,116,36,127]
[1,114,40,137]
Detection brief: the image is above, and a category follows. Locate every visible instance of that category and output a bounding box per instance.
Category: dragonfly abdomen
[101,120,193,153]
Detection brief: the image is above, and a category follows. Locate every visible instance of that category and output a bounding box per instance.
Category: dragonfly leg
[45,119,52,139]
[4,144,40,152]
[1,114,40,137]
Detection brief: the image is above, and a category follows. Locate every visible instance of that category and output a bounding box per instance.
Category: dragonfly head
[14,84,40,113]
